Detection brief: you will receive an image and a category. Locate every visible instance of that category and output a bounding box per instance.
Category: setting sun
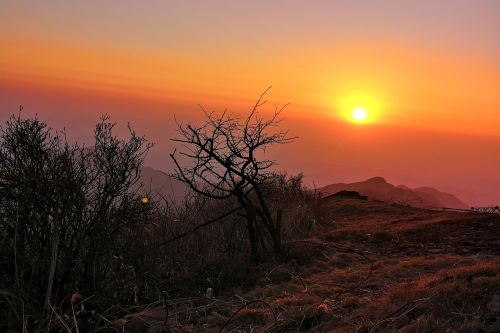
[338,92,382,124]
[352,107,368,122]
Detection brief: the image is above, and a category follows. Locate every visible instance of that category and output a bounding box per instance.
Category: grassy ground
[117,199,500,332]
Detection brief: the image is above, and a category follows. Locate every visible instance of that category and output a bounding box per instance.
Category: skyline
[1,0,499,205]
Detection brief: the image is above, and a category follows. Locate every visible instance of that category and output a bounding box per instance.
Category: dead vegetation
[1,103,498,332]
[0,99,321,332]
[110,199,500,333]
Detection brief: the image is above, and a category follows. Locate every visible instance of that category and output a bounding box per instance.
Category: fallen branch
[148,207,241,252]
[218,299,277,333]
[368,298,429,333]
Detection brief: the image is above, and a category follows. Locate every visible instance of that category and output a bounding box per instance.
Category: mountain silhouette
[319,177,468,209]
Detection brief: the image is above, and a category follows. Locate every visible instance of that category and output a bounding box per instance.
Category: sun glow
[352,107,368,122]
[338,92,382,124]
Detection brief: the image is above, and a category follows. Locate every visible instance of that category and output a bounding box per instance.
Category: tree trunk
[134,260,145,305]
[272,208,283,256]
[44,233,59,311]
[256,218,269,255]
[246,206,260,263]
[13,208,25,293]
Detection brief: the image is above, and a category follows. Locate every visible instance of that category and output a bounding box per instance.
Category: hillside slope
[413,186,469,209]
[139,166,187,202]
[119,199,500,332]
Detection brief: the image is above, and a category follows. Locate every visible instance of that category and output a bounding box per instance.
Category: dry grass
[110,199,500,333]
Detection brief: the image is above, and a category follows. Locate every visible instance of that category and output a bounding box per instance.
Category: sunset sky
[1,0,499,205]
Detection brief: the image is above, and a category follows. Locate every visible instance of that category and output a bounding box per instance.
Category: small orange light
[141,197,149,204]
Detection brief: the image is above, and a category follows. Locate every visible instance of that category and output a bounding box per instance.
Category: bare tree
[0,113,152,330]
[170,88,295,262]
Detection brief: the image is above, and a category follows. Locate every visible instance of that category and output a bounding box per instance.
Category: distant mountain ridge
[138,166,187,202]
[139,168,469,209]
[319,177,468,209]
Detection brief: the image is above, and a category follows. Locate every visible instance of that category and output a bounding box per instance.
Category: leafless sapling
[170,88,295,262]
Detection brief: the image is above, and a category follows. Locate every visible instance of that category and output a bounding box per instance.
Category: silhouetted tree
[0,113,152,330]
[170,89,295,262]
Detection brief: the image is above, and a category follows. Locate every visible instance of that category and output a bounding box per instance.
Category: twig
[218,300,277,333]
[71,304,80,333]
[148,207,241,251]
[48,303,72,333]
[368,298,429,333]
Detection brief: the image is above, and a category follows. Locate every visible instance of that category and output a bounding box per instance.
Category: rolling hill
[319,176,468,209]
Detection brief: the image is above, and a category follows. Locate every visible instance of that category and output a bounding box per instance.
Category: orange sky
[1,1,499,205]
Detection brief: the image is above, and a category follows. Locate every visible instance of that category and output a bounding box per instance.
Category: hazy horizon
[1,0,499,206]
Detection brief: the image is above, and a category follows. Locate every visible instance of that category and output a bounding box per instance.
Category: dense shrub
[0,114,152,331]
[0,113,318,332]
